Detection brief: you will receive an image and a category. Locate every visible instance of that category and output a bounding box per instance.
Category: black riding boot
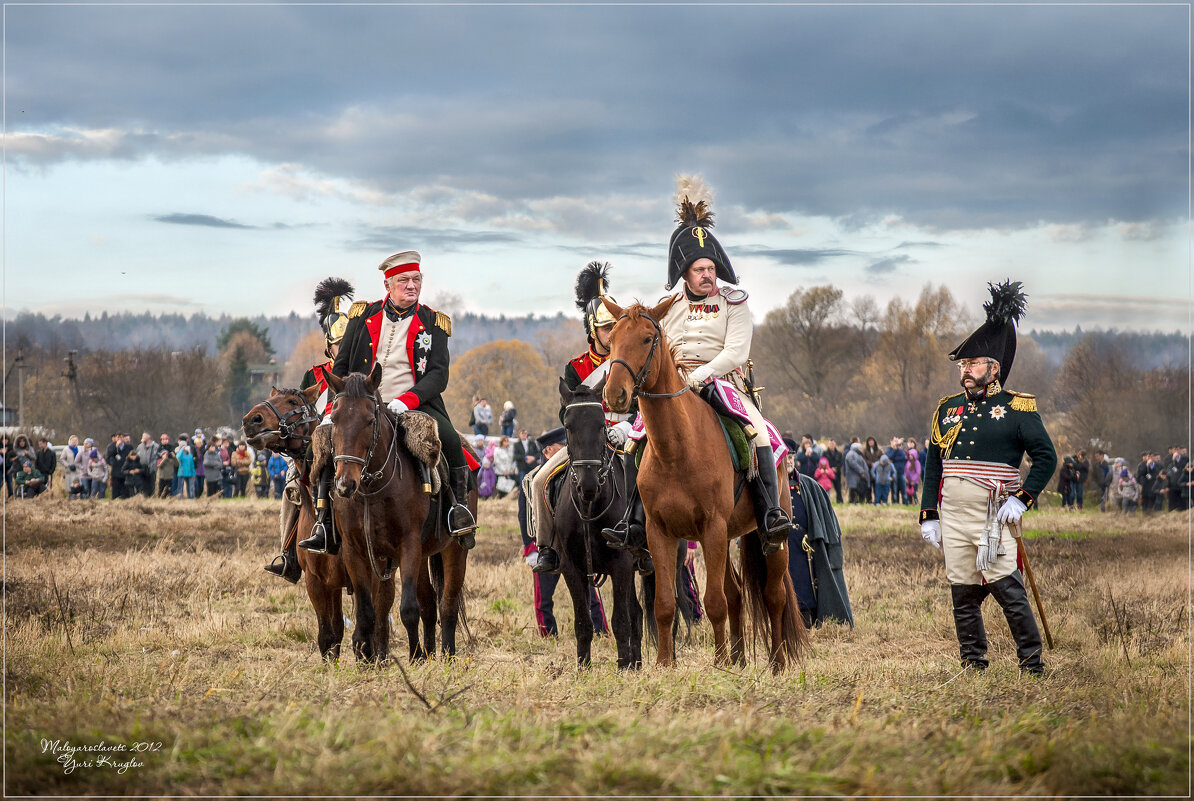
[747,447,791,554]
[600,455,652,574]
[447,465,478,549]
[989,572,1045,675]
[298,467,338,555]
[950,583,990,670]
[264,496,303,583]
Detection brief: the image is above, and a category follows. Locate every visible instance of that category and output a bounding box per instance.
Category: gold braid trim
[930,395,963,459]
[347,301,368,319]
[1009,392,1037,412]
[434,311,452,336]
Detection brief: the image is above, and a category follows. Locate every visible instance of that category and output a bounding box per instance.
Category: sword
[1017,536,1055,650]
[745,359,763,412]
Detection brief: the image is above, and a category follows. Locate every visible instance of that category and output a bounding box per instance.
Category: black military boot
[447,465,477,549]
[602,455,643,551]
[747,447,791,554]
[298,468,339,555]
[950,583,990,670]
[532,545,561,574]
[264,495,303,583]
[989,572,1045,676]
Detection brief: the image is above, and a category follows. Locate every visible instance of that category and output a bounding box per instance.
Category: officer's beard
[959,364,999,396]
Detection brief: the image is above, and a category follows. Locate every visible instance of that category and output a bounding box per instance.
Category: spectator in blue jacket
[268,452,288,500]
[885,437,909,505]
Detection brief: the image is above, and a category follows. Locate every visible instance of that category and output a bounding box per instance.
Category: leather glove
[996,496,1027,525]
[920,520,941,549]
[387,398,409,416]
[317,413,332,428]
[605,421,631,447]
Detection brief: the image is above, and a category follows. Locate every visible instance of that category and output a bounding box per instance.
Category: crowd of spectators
[785,433,925,507]
[0,430,287,501]
[1078,447,1191,515]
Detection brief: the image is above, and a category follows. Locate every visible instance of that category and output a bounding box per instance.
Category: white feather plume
[673,174,713,208]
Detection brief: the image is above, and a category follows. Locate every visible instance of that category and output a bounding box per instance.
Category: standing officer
[300,251,477,554]
[532,262,638,575]
[602,176,791,555]
[264,277,353,582]
[919,281,1056,675]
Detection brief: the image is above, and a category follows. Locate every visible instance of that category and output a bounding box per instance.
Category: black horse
[550,378,644,669]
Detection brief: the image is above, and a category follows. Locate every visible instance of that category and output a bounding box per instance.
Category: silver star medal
[417,356,428,372]
[417,331,433,351]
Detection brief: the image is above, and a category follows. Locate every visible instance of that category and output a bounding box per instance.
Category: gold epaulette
[1008,391,1037,412]
[434,310,452,336]
[936,392,963,409]
[347,301,368,319]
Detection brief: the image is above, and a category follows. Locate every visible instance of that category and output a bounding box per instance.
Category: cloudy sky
[4,2,1188,331]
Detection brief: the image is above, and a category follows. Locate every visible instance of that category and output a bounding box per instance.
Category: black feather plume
[574,261,611,312]
[313,277,354,319]
[676,197,715,229]
[984,279,1027,325]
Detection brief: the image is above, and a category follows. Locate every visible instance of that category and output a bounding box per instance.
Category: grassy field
[4,493,1189,796]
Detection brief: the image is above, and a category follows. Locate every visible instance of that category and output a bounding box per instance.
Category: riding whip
[1016,537,1054,650]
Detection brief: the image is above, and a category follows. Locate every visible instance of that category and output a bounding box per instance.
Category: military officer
[602,177,791,554]
[532,262,640,575]
[920,280,1056,675]
[299,251,477,554]
[263,276,353,582]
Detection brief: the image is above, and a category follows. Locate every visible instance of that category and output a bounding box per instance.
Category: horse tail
[429,552,444,598]
[639,569,658,646]
[739,529,809,667]
[672,540,698,630]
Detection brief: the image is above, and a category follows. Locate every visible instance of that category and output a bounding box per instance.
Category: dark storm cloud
[153,213,254,229]
[865,255,914,275]
[740,247,863,267]
[347,225,522,253]
[8,4,1185,231]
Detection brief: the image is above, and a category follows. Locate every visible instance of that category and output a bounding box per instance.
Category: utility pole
[63,351,80,431]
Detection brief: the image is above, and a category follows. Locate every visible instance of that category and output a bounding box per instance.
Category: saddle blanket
[625,378,788,468]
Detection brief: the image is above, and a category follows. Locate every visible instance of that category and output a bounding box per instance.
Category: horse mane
[275,386,305,397]
[342,373,376,400]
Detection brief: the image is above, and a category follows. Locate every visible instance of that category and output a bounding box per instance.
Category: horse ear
[558,375,572,403]
[648,294,679,321]
[594,375,607,395]
[268,386,280,398]
[324,370,345,394]
[302,384,321,405]
[368,362,383,391]
[600,296,624,320]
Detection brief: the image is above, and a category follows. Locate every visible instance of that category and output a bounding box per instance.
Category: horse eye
[642,336,651,345]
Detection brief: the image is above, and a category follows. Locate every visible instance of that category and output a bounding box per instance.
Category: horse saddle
[631,384,756,478]
[543,459,571,512]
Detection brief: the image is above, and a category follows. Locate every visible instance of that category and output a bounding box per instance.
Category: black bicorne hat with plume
[666,175,738,292]
[949,280,1028,383]
[574,261,615,346]
[314,277,355,353]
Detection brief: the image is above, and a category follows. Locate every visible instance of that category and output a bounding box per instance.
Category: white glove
[687,365,714,388]
[996,496,1027,525]
[605,421,631,447]
[524,552,538,569]
[387,398,409,416]
[920,520,941,549]
[317,412,332,428]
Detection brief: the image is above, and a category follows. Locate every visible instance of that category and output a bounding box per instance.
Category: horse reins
[563,399,622,586]
[259,392,320,456]
[608,313,691,400]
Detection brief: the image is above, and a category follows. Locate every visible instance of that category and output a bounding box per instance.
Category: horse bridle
[608,313,691,400]
[330,391,401,494]
[564,400,618,513]
[259,391,320,455]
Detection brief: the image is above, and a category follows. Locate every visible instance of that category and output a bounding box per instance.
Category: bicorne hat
[574,261,617,346]
[666,175,739,291]
[948,280,1028,383]
[314,277,355,353]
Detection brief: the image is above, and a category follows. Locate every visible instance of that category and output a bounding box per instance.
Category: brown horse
[601,296,808,671]
[243,386,351,660]
[323,364,473,663]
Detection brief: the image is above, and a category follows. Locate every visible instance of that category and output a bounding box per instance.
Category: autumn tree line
[5,283,1186,466]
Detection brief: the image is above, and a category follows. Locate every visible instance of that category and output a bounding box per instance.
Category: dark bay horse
[601,296,808,671]
[552,377,642,669]
[243,385,350,660]
[323,364,473,663]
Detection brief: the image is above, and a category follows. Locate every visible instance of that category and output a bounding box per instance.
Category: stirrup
[263,553,301,584]
[601,521,631,550]
[299,521,330,554]
[448,504,477,550]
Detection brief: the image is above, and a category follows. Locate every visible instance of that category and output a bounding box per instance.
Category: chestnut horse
[323,364,473,663]
[601,296,808,670]
[243,385,350,660]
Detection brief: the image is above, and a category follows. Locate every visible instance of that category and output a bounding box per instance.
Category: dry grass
[4,493,1189,795]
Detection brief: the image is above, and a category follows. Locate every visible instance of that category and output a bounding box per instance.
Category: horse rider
[264,276,353,582]
[299,251,478,554]
[919,280,1055,675]
[531,261,643,575]
[602,177,792,555]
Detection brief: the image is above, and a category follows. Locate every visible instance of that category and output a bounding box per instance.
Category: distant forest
[2,309,574,364]
[2,309,1186,369]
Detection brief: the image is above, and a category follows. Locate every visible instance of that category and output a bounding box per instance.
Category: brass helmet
[575,261,616,345]
[314,277,355,355]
